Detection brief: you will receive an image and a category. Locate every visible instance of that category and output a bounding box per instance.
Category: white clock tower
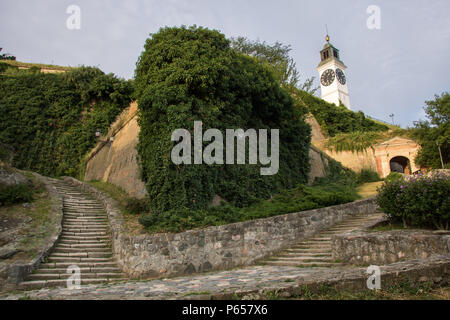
[316,35,351,109]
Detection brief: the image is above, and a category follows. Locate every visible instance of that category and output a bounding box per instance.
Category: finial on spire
[325,24,330,43]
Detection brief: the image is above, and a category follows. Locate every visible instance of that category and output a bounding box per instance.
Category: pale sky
[1,0,449,127]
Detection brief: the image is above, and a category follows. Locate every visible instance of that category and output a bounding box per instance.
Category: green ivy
[293,89,388,137]
[135,26,312,215]
[0,65,133,177]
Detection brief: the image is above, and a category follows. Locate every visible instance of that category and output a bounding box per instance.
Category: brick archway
[373,137,421,178]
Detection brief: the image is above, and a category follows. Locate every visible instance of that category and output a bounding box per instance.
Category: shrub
[124,198,150,215]
[139,183,358,233]
[376,172,450,229]
[356,169,381,184]
[384,172,404,184]
[0,183,33,206]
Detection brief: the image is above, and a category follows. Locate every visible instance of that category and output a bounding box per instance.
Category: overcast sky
[1,0,449,127]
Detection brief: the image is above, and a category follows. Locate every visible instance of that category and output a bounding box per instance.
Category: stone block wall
[64,177,379,279]
[332,230,450,265]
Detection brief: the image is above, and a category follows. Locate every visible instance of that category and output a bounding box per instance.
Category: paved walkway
[3,255,449,300]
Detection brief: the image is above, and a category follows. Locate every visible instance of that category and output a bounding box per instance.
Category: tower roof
[317,37,346,69]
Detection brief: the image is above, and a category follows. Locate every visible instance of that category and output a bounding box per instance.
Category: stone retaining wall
[64,177,380,279]
[332,230,450,265]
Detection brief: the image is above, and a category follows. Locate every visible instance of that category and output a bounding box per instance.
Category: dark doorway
[389,156,410,174]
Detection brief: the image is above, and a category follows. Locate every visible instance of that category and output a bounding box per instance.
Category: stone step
[64,215,107,218]
[33,267,121,274]
[57,242,109,248]
[264,260,342,267]
[60,235,109,241]
[64,218,108,222]
[306,237,331,241]
[278,252,331,257]
[63,224,108,229]
[51,251,112,258]
[272,256,333,262]
[28,272,123,281]
[64,226,108,230]
[64,221,108,225]
[41,262,118,268]
[47,256,113,263]
[284,248,331,254]
[62,231,107,236]
[53,247,110,253]
[293,243,331,248]
[59,239,110,244]
[19,278,123,290]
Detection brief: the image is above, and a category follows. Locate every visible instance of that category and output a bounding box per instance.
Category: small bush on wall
[376,172,449,229]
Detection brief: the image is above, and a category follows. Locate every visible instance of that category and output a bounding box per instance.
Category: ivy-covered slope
[293,89,389,137]
[0,64,133,177]
[135,26,312,214]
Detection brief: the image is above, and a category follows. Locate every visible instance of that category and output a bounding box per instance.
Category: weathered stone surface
[0,165,28,187]
[1,254,449,300]
[84,102,147,199]
[332,229,450,265]
[64,176,379,279]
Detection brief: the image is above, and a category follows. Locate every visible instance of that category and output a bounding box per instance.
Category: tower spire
[325,24,330,43]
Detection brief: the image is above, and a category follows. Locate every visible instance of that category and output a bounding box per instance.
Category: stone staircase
[19,180,125,289]
[263,213,385,268]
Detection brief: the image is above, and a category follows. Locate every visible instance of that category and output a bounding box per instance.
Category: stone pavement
[2,254,449,300]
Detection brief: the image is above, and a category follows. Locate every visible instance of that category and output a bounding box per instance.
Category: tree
[0,48,16,61]
[411,92,449,169]
[230,37,318,94]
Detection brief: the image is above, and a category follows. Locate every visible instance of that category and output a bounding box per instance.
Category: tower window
[322,50,329,60]
[333,49,338,58]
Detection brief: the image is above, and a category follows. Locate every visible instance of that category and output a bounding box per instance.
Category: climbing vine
[0,64,133,177]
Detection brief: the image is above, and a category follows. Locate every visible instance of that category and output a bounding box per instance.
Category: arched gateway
[373,137,421,178]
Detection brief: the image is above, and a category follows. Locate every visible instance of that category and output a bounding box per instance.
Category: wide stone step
[41,262,118,268]
[28,272,123,281]
[264,260,341,267]
[284,248,331,253]
[273,256,333,262]
[293,243,331,248]
[60,235,109,240]
[64,215,107,218]
[57,242,109,248]
[64,225,108,230]
[19,278,123,290]
[278,251,331,257]
[51,251,112,258]
[64,218,108,222]
[32,267,121,274]
[53,247,110,253]
[47,256,113,263]
[62,231,107,236]
[59,239,109,244]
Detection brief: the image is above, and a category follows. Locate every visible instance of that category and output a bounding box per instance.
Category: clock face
[320,69,335,86]
[336,68,346,85]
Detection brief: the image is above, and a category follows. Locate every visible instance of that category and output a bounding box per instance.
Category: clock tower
[316,34,351,109]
